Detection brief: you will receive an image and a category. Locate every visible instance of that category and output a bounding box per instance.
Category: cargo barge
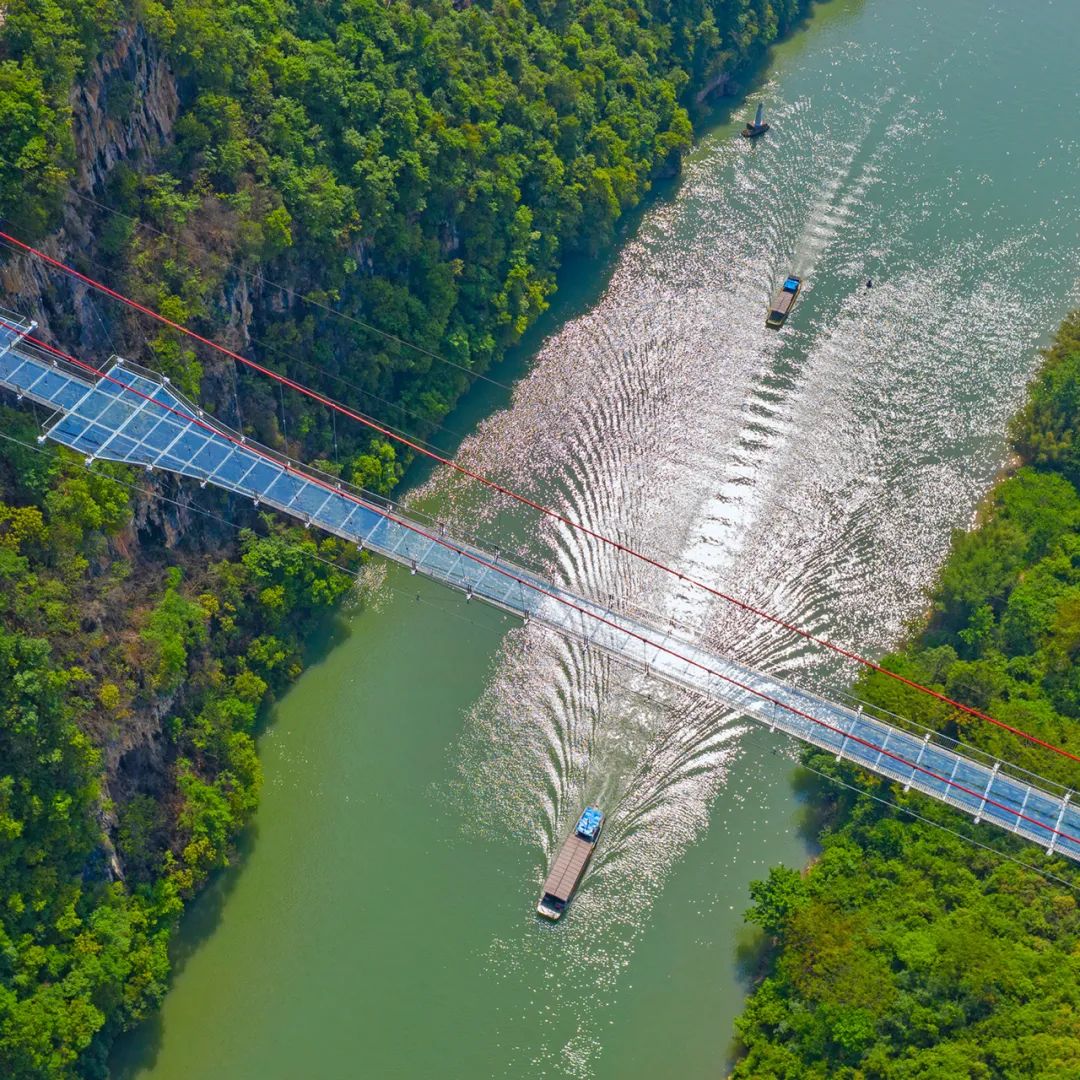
[766,275,801,329]
[536,807,604,921]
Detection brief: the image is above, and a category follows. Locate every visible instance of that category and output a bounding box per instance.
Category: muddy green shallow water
[114,1,1080,1076]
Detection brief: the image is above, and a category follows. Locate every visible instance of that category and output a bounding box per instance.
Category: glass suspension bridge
[1,307,1077,865]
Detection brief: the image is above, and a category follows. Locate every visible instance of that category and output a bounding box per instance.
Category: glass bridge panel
[162,432,215,474]
[317,497,353,531]
[235,459,277,492]
[262,471,303,503]
[4,341,1079,866]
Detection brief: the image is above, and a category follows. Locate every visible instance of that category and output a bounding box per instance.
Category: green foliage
[140,568,208,692]
[0,409,361,1076]
[746,865,807,938]
[0,629,169,1079]
[348,439,401,496]
[733,314,1080,1077]
[5,0,811,484]
[734,808,1080,1078]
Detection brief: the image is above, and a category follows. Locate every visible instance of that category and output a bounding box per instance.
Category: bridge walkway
[1,317,1076,864]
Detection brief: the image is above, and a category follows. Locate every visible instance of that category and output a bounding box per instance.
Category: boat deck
[542,837,594,902]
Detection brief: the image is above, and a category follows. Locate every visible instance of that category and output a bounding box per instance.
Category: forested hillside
[732,314,1080,1079]
[0,0,809,1075]
[5,0,809,460]
[0,408,359,1076]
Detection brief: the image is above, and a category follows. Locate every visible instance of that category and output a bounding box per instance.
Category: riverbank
[108,1,1080,1075]
[0,1,822,1074]
[733,313,1080,1077]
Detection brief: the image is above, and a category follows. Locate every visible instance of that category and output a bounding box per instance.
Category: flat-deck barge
[537,807,604,921]
[766,275,801,329]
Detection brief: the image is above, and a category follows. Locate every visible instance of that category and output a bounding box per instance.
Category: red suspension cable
[8,323,1079,849]
[2,228,1078,769]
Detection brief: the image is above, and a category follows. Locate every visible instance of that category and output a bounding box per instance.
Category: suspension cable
[2,227,1079,769]
[6,327,1080,846]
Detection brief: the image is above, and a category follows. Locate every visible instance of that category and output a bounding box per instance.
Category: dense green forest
[4,0,809,465]
[0,0,810,1075]
[0,402,361,1076]
[732,313,1080,1079]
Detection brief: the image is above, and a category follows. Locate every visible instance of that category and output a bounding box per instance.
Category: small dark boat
[766,276,801,329]
[741,104,770,139]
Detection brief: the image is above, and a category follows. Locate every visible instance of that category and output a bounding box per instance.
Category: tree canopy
[733,313,1080,1079]
[0,0,813,1074]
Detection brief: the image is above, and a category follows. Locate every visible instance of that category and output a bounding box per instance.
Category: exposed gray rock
[1,22,178,354]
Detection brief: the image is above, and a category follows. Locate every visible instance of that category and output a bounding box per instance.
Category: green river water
[114,0,1080,1076]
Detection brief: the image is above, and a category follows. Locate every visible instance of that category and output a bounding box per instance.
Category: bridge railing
[4,335,1079,864]
[826,684,1076,805]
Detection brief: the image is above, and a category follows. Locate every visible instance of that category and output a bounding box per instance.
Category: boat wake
[414,11,1080,1075]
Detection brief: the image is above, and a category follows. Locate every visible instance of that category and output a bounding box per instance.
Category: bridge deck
[1,324,1076,865]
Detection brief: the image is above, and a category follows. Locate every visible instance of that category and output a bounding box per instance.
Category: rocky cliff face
[0,22,178,356]
[0,25,242,856]
[73,23,179,195]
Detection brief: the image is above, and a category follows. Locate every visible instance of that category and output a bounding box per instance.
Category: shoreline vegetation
[0,0,813,1075]
[732,313,1080,1079]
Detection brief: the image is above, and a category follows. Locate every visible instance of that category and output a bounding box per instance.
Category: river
[113,0,1080,1076]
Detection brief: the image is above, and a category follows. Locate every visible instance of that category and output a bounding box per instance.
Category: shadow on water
[403,25,816,492]
[792,761,855,842]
